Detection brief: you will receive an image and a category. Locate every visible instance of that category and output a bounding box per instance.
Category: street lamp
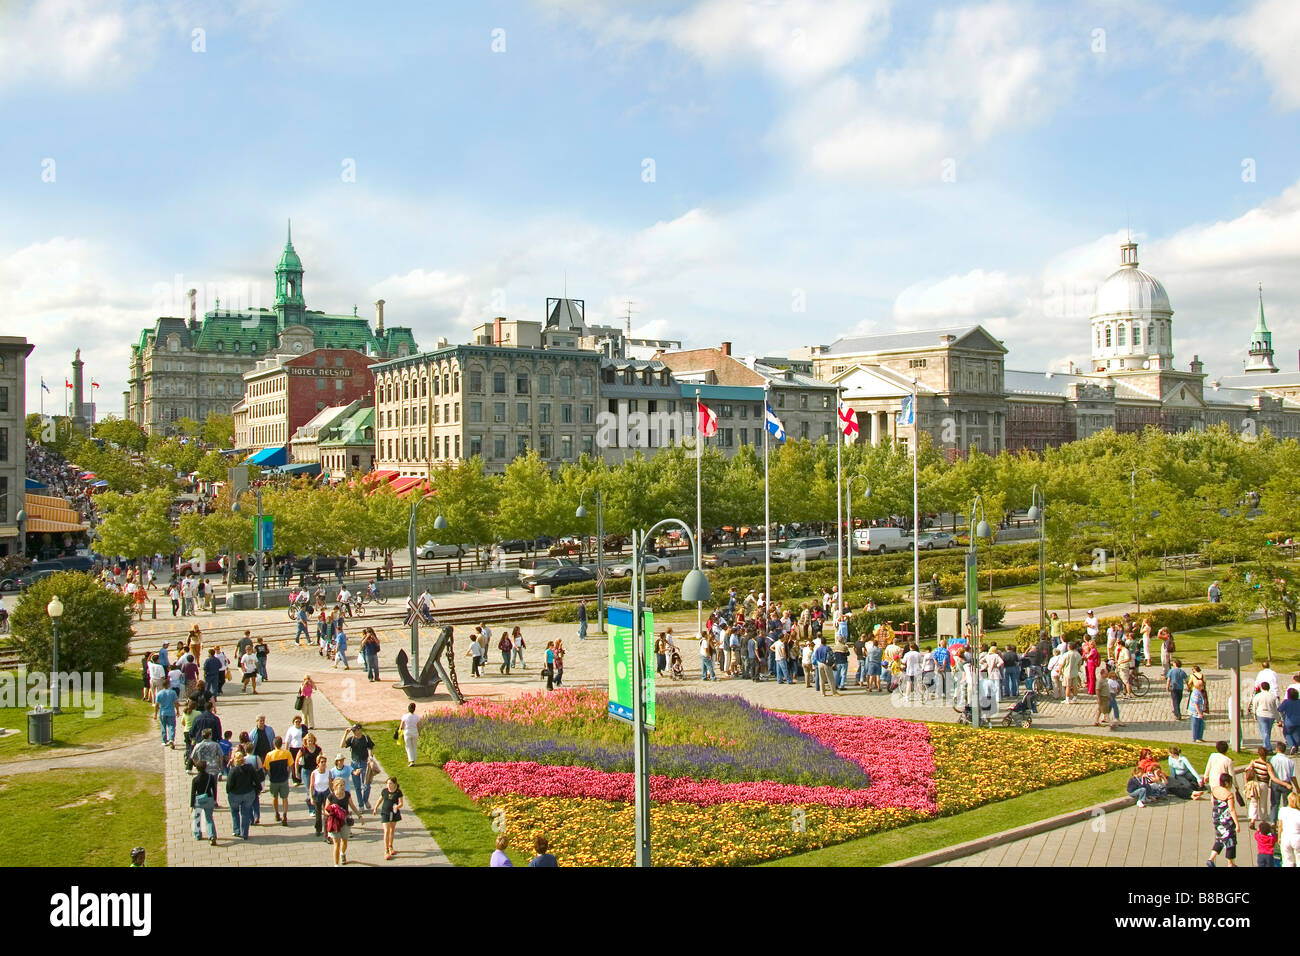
[576,488,605,635]
[964,496,992,728]
[409,489,446,664]
[630,517,710,867]
[46,595,64,714]
[845,476,870,578]
[1027,485,1046,636]
[15,509,25,559]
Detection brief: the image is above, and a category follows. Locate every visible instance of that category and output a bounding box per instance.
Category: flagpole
[911,379,921,646]
[763,384,771,610]
[695,387,703,640]
[835,386,843,618]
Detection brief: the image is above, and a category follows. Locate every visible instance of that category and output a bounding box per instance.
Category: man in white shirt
[1202,740,1234,789]
[1085,611,1100,641]
[1255,661,1280,701]
[699,634,715,682]
[240,649,260,694]
[773,634,788,684]
[337,585,352,615]
[902,644,924,701]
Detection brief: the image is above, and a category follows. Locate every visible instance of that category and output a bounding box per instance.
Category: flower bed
[424,689,1148,867]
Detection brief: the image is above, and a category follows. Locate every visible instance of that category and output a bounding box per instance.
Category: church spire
[1244,283,1277,374]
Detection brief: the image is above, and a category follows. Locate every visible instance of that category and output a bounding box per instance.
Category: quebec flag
[898,394,915,427]
[764,402,786,442]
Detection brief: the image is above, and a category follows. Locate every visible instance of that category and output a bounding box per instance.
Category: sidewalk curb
[887,795,1137,867]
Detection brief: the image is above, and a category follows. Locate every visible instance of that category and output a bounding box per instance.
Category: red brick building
[233,348,376,452]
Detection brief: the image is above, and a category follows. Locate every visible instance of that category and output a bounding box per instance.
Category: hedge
[1011,602,1234,647]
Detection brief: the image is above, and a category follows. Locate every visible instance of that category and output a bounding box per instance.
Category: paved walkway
[162,669,448,867]
[936,789,1274,868]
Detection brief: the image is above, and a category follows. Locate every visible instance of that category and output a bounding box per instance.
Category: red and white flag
[697,401,719,438]
[838,402,859,441]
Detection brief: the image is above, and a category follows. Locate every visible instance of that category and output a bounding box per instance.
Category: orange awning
[27,517,88,534]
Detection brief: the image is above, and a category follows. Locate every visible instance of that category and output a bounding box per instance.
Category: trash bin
[27,708,53,746]
[534,585,552,598]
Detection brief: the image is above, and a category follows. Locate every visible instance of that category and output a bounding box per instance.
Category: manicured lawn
[0,768,165,866]
[367,723,509,867]
[1167,618,1299,670]
[0,672,153,759]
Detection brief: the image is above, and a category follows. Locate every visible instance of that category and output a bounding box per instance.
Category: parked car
[292,555,359,573]
[531,536,555,550]
[771,537,832,562]
[517,557,575,583]
[496,539,530,553]
[419,541,465,560]
[915,531,957,550]
[704,547,760,568]
[524,565,596,592]
[607,555,671,578]
[6,568,59,591]
[853,527,913,554]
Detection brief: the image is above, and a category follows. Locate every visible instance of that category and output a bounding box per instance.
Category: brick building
[233,348,376,454]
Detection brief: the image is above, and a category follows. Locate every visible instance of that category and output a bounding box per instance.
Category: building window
[540,433,552,458]
[561,404,573,424]
[516,434,528,455]
[1132,324,1140,346]
[516,372,529,394]
[776,394,785,409]
[1105,327,1112,347]
[538,374,551,394]
[517,403,529,424]
[0,427,7,462]
[539,404,551,424]
[582,376,593,396]
[469,370,483,392]
[909,358,927,368]
[469,435,482,457]
[560,375,572,396]
[434,405,440,424]
[454,403,460,423]
[800,394,808,409]
[1148,324,1155,348]
[740,428,748,445]
[822,395,832,409]
[420,436,427,459]
[454,435,460,457]
[493,371,506,393]
[432,376,439,396]
[560,434,573,459]
[471,402,483,423]
[493,435,506,459]
[493,402,506,423]
[0,387,6,412]
[1117,324,1126,346]
[582,405,592,424]
[721,404,731,417]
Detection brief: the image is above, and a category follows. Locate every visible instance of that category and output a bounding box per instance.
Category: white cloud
[1234,0,1300,109]
[894,269,1030,324]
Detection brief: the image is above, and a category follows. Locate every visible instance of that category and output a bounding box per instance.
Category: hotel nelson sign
[287,366,354,378]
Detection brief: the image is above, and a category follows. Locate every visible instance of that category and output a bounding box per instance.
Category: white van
[853,527,913,554]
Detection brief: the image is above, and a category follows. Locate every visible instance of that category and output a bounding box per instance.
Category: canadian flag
[697,401,719,438]
[838,402,859,441]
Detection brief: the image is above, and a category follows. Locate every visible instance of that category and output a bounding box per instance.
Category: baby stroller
[1001,689,1038,727]
[669,647,685,681]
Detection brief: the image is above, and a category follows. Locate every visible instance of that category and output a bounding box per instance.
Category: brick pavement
[163,667,448,867]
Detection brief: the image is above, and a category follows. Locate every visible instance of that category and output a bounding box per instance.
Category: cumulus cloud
[1234,0,1300,109]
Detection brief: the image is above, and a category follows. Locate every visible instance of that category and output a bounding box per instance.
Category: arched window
[1149,324,1156,347]
[1132,324,1140,347]
[1117,324,1126,346]
[402,380,408,400]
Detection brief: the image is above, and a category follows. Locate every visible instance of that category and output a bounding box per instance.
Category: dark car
[53,555,98,573]
[498,539,530,553]
[9,568,59,591]
[704,547,760,568]
[25,559,69,576]
[293,555,359,573]
[524,565,595,592]
[531,536,555,550]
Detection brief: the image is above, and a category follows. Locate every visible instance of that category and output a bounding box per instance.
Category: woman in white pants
[1278,791,1300,866]
[399,702,421,767]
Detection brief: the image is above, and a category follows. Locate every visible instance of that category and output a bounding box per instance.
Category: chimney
[374,299,385,333]
[188,288,198,329]
[720,341,732,357]
[1189,354,1203,375]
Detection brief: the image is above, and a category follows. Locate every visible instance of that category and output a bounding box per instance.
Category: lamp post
[15,509,25,559]
[254,486,265,609]
[576,488,605,634]
[964,496,991,728]
[409,490,446,664]
[1027,485,1046,636]
[845,476,870,578]
[46,595,64,714]
[630,518,710,867]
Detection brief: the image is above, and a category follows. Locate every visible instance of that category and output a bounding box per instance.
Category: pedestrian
[1166,658,1188,719]
[1206,773,1239,867]
[1157,625,1173,677]
[285,716,305,784]
[467,632,484,677]
[1278,792,1300,866]
[308,753,332,835]
[341,723,375,810]
[1269,742,1297,823]
[1190,679,1208,742]
[168,581,180,616]
[1243,766,1265,830]
[264,736,293,826]
[543,641,555,691]
[510,626,526,669]
[1282,688,1300,754]
[528,834,559,867]
[224,751,259,840]
[577,599,588,641]
[156,681,178,749]
[324,777,364,866]
[202,649,223,699]
[361,628,381,682]
[490,834,513,867]
[399,702,421,767]
[297,675,315,730]
[699,632,716,682]
[334,618,350,670]
[1253,682,1281,750]
[553,639,565,686]
[254,636,270,682]
[239,645,259,694]
[377,776,404,860]
[498,630,513,674]
[294,603,310,645]
[1256,821,1278,867]
[190,758,218,845]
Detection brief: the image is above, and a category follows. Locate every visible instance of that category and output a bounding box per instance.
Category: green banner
[607,603,655,728]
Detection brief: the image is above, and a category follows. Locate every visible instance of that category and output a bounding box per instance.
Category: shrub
[1137,582,1199,605]
[1012,603,1234,648]
[8,571,134,675]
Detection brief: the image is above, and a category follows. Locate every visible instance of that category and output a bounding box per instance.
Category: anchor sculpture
[395,623,465,703]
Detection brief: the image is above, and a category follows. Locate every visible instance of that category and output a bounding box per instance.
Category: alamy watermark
[0,669,104,717]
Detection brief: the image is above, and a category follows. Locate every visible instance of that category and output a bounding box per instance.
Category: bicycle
[1130,669,1151,697]
[361,588,387,606]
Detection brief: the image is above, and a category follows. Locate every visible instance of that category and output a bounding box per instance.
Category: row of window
[600,368,674,387]
[1098,322,1161,350]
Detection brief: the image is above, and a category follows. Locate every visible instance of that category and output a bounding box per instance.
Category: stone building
[0,336,33,558]
[126,226,416,434]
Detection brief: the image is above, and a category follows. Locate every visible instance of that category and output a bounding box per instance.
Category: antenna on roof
[623,300,636,338]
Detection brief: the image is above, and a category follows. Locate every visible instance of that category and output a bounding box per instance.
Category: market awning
[388,475,422,495]
[27,517,88,534]
[246,446,288,467]
[79,472,96,481]
[91,479,109,487]
[25,478,46,490]
[363,469,399,485]
[275,462,322,476]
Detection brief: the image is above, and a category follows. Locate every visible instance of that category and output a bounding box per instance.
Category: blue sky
[4,0,1300,412]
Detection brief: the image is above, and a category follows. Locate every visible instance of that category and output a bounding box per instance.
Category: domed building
[1089,241,1174,372]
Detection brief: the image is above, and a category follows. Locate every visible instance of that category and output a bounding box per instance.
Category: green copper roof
[277,220,303,274]
[319,405,375,447]
[1255,286,1270,335]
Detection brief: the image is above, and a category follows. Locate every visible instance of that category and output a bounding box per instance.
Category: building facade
[0,336,32,557]
[234,348,376,453]
[317,405,377,478]
[371,343,601,477]
[126,226,416,434]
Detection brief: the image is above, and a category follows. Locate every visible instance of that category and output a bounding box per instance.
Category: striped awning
[26,516,88,533]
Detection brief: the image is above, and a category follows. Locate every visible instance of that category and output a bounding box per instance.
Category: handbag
[294,694,305,711]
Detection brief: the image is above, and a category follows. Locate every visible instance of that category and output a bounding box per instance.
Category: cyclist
[364,579,379,603]
[337,584,353,617]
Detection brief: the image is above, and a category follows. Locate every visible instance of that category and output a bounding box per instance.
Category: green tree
[428,458,498,562]
[9,570,134,675]
[202,412,235,448]
[92,417,148,453]
[94,489,177,574]
[195,450,229,483]
[495,451,559,544]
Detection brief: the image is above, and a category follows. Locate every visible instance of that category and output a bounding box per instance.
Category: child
[218,730,234,779]
[1243,767,1265,829]
[1255,821,1277,867]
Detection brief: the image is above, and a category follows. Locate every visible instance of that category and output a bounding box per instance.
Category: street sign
[607,603,655,728]
[1217,639,1239,670]
[227,465,249,496]
[258,515,274,552]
